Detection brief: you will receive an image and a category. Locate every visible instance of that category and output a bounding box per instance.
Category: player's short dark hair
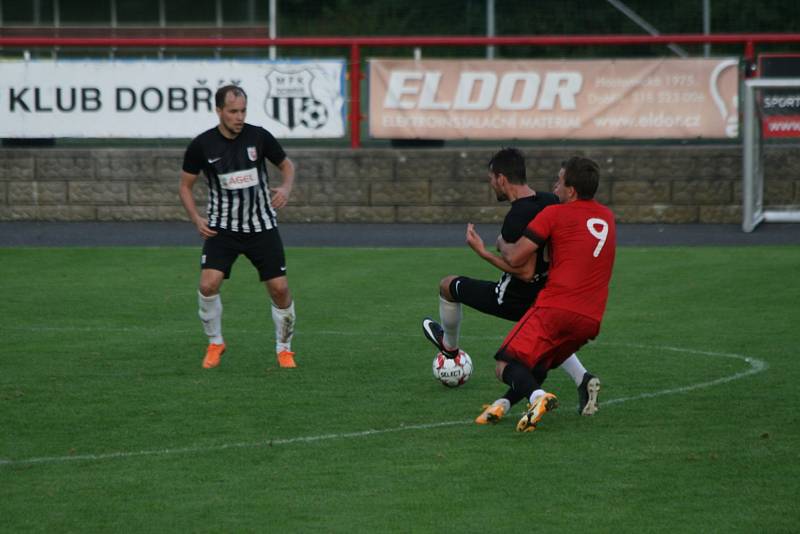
[488,147,526,184]
[562,156,600,199]
[215,85,247,109]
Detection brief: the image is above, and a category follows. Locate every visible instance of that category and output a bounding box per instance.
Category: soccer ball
[300,99,329,129]
[432,350,473,388]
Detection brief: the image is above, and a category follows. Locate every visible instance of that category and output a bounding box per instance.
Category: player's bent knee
[266,278,291,307]
[198,269,224,296]
[494,360,507,380]
[198,286,214,297]
[439,275,457,300]
[198,281,222,297]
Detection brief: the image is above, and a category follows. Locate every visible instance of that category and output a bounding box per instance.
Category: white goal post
[742,77,800,232]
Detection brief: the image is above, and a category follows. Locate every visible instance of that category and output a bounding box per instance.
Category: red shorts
[495,306,600,371]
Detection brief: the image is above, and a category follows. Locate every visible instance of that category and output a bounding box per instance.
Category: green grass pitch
[1,244,799,532]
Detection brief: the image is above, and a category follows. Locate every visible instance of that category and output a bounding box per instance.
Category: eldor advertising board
[369,58,739,140]
[0,59,346,138]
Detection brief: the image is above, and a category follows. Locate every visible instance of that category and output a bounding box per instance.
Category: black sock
[531,361,549,387]
[502,388,526,407]
[501,360,539,405]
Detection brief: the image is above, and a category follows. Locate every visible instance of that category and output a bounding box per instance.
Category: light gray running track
[0,221,798,247]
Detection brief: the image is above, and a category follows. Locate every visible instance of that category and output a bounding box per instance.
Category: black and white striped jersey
[182,124,287,233]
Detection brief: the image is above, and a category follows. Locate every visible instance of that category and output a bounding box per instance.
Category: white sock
[439,295,462,351]
[198,291,223,345]
[493,398,511,413]
[559,354,587,386]
[529,389,546,405]
[272,300,295,353]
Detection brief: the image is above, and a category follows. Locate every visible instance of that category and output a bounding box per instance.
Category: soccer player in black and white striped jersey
[179,85,298,370]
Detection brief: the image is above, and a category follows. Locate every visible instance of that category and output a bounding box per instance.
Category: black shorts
[449,274,544,322]
[201,228,287,281]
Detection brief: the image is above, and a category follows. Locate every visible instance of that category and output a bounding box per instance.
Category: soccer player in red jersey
[495,156,616,432]
[421,148,601,425]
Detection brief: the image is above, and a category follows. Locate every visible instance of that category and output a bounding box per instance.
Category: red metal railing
[2,33,800,147]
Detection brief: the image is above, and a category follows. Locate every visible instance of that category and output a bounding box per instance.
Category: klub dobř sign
[0,59,346,138]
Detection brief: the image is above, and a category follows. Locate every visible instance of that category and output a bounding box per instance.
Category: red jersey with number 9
[523,199,616,323]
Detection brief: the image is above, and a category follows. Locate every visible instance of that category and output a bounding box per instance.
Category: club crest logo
[264,69,330,130]
[247,146,257,161]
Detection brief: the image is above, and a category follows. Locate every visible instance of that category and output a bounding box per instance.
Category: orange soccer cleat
[277,350,297,368]
[475,403,507,425]
[202,343,226,369]
[516,392,559,432]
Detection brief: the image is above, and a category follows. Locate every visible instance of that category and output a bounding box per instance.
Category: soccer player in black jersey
[179,85,298,370]
[422,148,599,423]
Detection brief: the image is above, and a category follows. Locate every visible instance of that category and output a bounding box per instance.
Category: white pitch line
[3,326,480,338]
[0,420,469,467]
[0,344,768,468]
[599,342,768,405]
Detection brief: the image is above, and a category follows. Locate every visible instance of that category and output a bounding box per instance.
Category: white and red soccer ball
[432,350,473,388]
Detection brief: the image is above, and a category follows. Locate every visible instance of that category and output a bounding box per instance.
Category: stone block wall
[1,144,799,224]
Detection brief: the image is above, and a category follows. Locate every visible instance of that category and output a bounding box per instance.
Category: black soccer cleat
[422,317,459,358]
[577,372,601,416]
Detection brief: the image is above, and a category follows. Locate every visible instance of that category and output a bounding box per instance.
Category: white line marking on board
[0,343,768,468]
